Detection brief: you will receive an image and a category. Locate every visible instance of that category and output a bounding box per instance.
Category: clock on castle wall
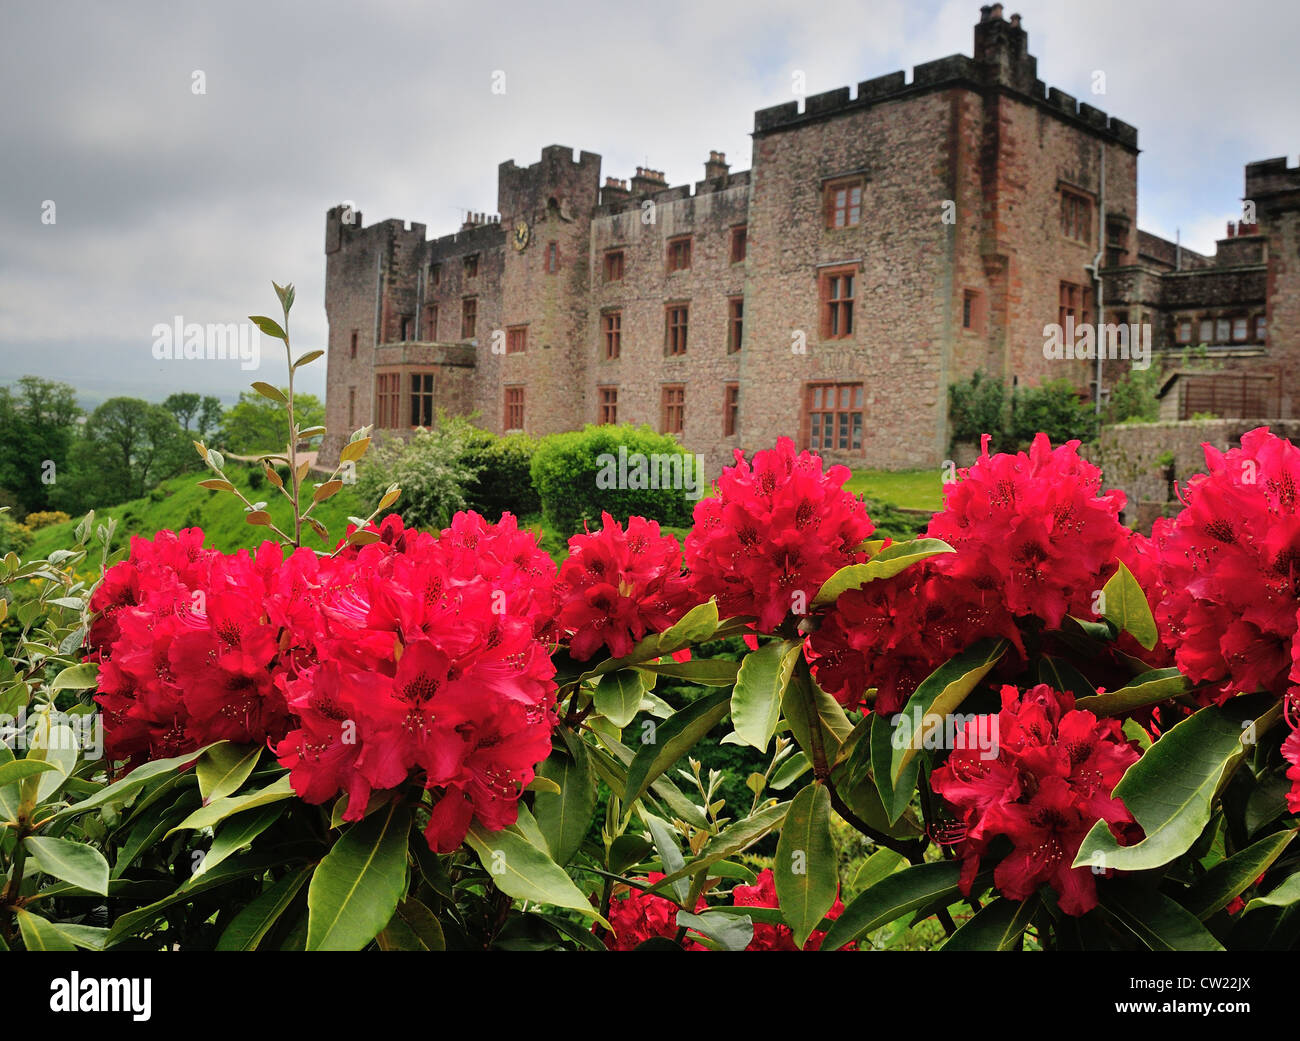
[512,219,530,251]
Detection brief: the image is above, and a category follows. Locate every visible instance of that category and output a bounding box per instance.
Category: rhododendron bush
[2,285,1297,952]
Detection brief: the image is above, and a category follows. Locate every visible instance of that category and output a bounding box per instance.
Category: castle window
[424,304,438,340]
[348,387,356,427]
[464,254,479,279]
[1060,188,1092,243]
[604,249,625,282]
[728,297,744,353]
[506,325,527,354]
[1216,317,1231,343]
[661,384,685,434]
[666,304,689,355]
[805,382,864,453]
[962,290,984,332]
[350,329,358,359]
[504,386,525,430]
[724,383,739,436]
[602,311,622,359]
[1232,316,1249,343]
[1176,318,1192,344]
[545,241,559,274]
[820,266,855,339]
[667,236,692,273]
[1199,318,1214,344]
[730,225,748,264]
[1257,315,1267,343]
[410,372,434,427]
[375,373,401,429]
[461,297,477,339]
[825,178,863,229]
[400,314,414,341]
[1058,281,1093,329]
[599,386,618,425]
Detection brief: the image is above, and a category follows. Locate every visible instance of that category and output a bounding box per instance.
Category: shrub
[21,510,71,531]
[247,465,265,491]
[1010,378,1099,446]
[0,514,33,555]
[356,415,482,530]
[1104,366,1162,425]
[948,371,1008,448]
[463,430,541,520]
[531,424,697,534]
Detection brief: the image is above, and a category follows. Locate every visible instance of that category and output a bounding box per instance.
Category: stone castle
[320,5,1300,475]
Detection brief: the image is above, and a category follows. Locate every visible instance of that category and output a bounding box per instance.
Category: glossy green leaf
[851,848,906,892]
[465,821,609,927]
[533,731,595,866]
[1243,871,1300,914]
[648,801,790,891]
[1101,561,1158,650]
[1103,884,1225,951]
[812,539,954,607]
[167,773,294,835]
[23,836,110,896]
[197,742,262,804]
[1074,695,1272,872]
[215,865,313,951]
[306,802,412,950]
[782,664,854,768]
[50,743,215,823]
[377,898,446,951]
[774,782,837,947]
[821,861,968,951]
[637,659,740,685]
[49,663,98,691]
[676,910,753,951]
[16,909,76,951]
[940,896,1037,951]
[192,802,286,880]
[644,812,691,906]
[1074,668,1189,717]
[1182,830,1296,919]
[731,639,801,750]
[623,688,730,807]
[593,671,643,729]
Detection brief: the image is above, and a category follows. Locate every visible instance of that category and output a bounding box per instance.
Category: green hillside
[29,465,375,558]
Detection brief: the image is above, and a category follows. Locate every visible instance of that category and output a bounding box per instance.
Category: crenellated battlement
[1246,157,1300,202]
[753,8,1137,150]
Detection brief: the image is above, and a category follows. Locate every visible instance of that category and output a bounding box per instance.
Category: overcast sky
[2,0,1296,407]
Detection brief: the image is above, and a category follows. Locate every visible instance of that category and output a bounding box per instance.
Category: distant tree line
[0,376,324,519]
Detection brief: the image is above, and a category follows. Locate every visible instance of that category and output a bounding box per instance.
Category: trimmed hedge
[463,430,541,521]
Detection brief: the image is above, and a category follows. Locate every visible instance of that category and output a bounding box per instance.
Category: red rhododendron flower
[602,874,706,950]
[556,512,696,661]
[686,437,874,633]
[1154,427,1300,703]
[926,433,1130,630]
[731,868,853,950]
[1283,726,1300,814]
[930,683,1141,916]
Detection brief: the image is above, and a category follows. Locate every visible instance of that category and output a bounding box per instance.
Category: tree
[196,395,223,439]
[0,376,81,515]
[220,388,323,455]
[163,392,201,433]
[55,398,188,509]
[163,393,224,439]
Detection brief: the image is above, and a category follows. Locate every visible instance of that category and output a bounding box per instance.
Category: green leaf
[1182,830,1296,919]
[293,349,325,369]
[1101,561,1158,650]
[249,316,287,342]
[251,381,288,404]
[216,865,313,951]
[465,821,609,927]
[648,801,790,892]
[167,773,294,835]
[636,659,740,686]
[851,848,906,891]
[0,758,59,789]
[782,663,855,767]
[812,538,954,607]
[306,801,412,951]
[770,751,811,791]
[1243,871,1300,914]
[23,836,110,896]
[1103,884,1225,951]
[940,896,1037,950]
[731,639,801,751]
[593,671,643,729]
[16,909,76,951]
[29,721,78,803]
[377,897,446,951]
[676,910,754,951]
[1035,655,1096,699]
[533,731,595,866]
[821,861,969,951]
[49,663,98,691]
[50,744,215,823]
[644,813,691,906]
[624,688,731,807]
[1073,695,1273,873]
[774,782,837,947]
[873,640,1006,824]
[1074,668,1189,717]
[196,742,262,804]
[192,802,286,880]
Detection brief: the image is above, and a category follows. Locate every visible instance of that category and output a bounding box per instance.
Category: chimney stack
[630,166,668,195]
[704,150,730,181]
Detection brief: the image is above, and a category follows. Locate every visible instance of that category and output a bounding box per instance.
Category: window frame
[504,386,525,431]
[819,265,857,340]
[661,383,685,435]
[665,303,689,356]
[506,325,528,355]
[1059,186,1094,244]
[545,241,559,274]
[598,386,618,425]
[409,371,435,427]
[723,382,739,436]
[463,253,479,279]
[461,296,478,339]
[602,310,622,360]
[803,382,865,454]
[824,177,863,229]
[603,249,625,282]
[666,235,692,273]
[727,296,744,353]
[730,225,748,264]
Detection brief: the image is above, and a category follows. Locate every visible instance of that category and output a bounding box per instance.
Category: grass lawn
[27,466,373,559]
[844,469,945,513]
